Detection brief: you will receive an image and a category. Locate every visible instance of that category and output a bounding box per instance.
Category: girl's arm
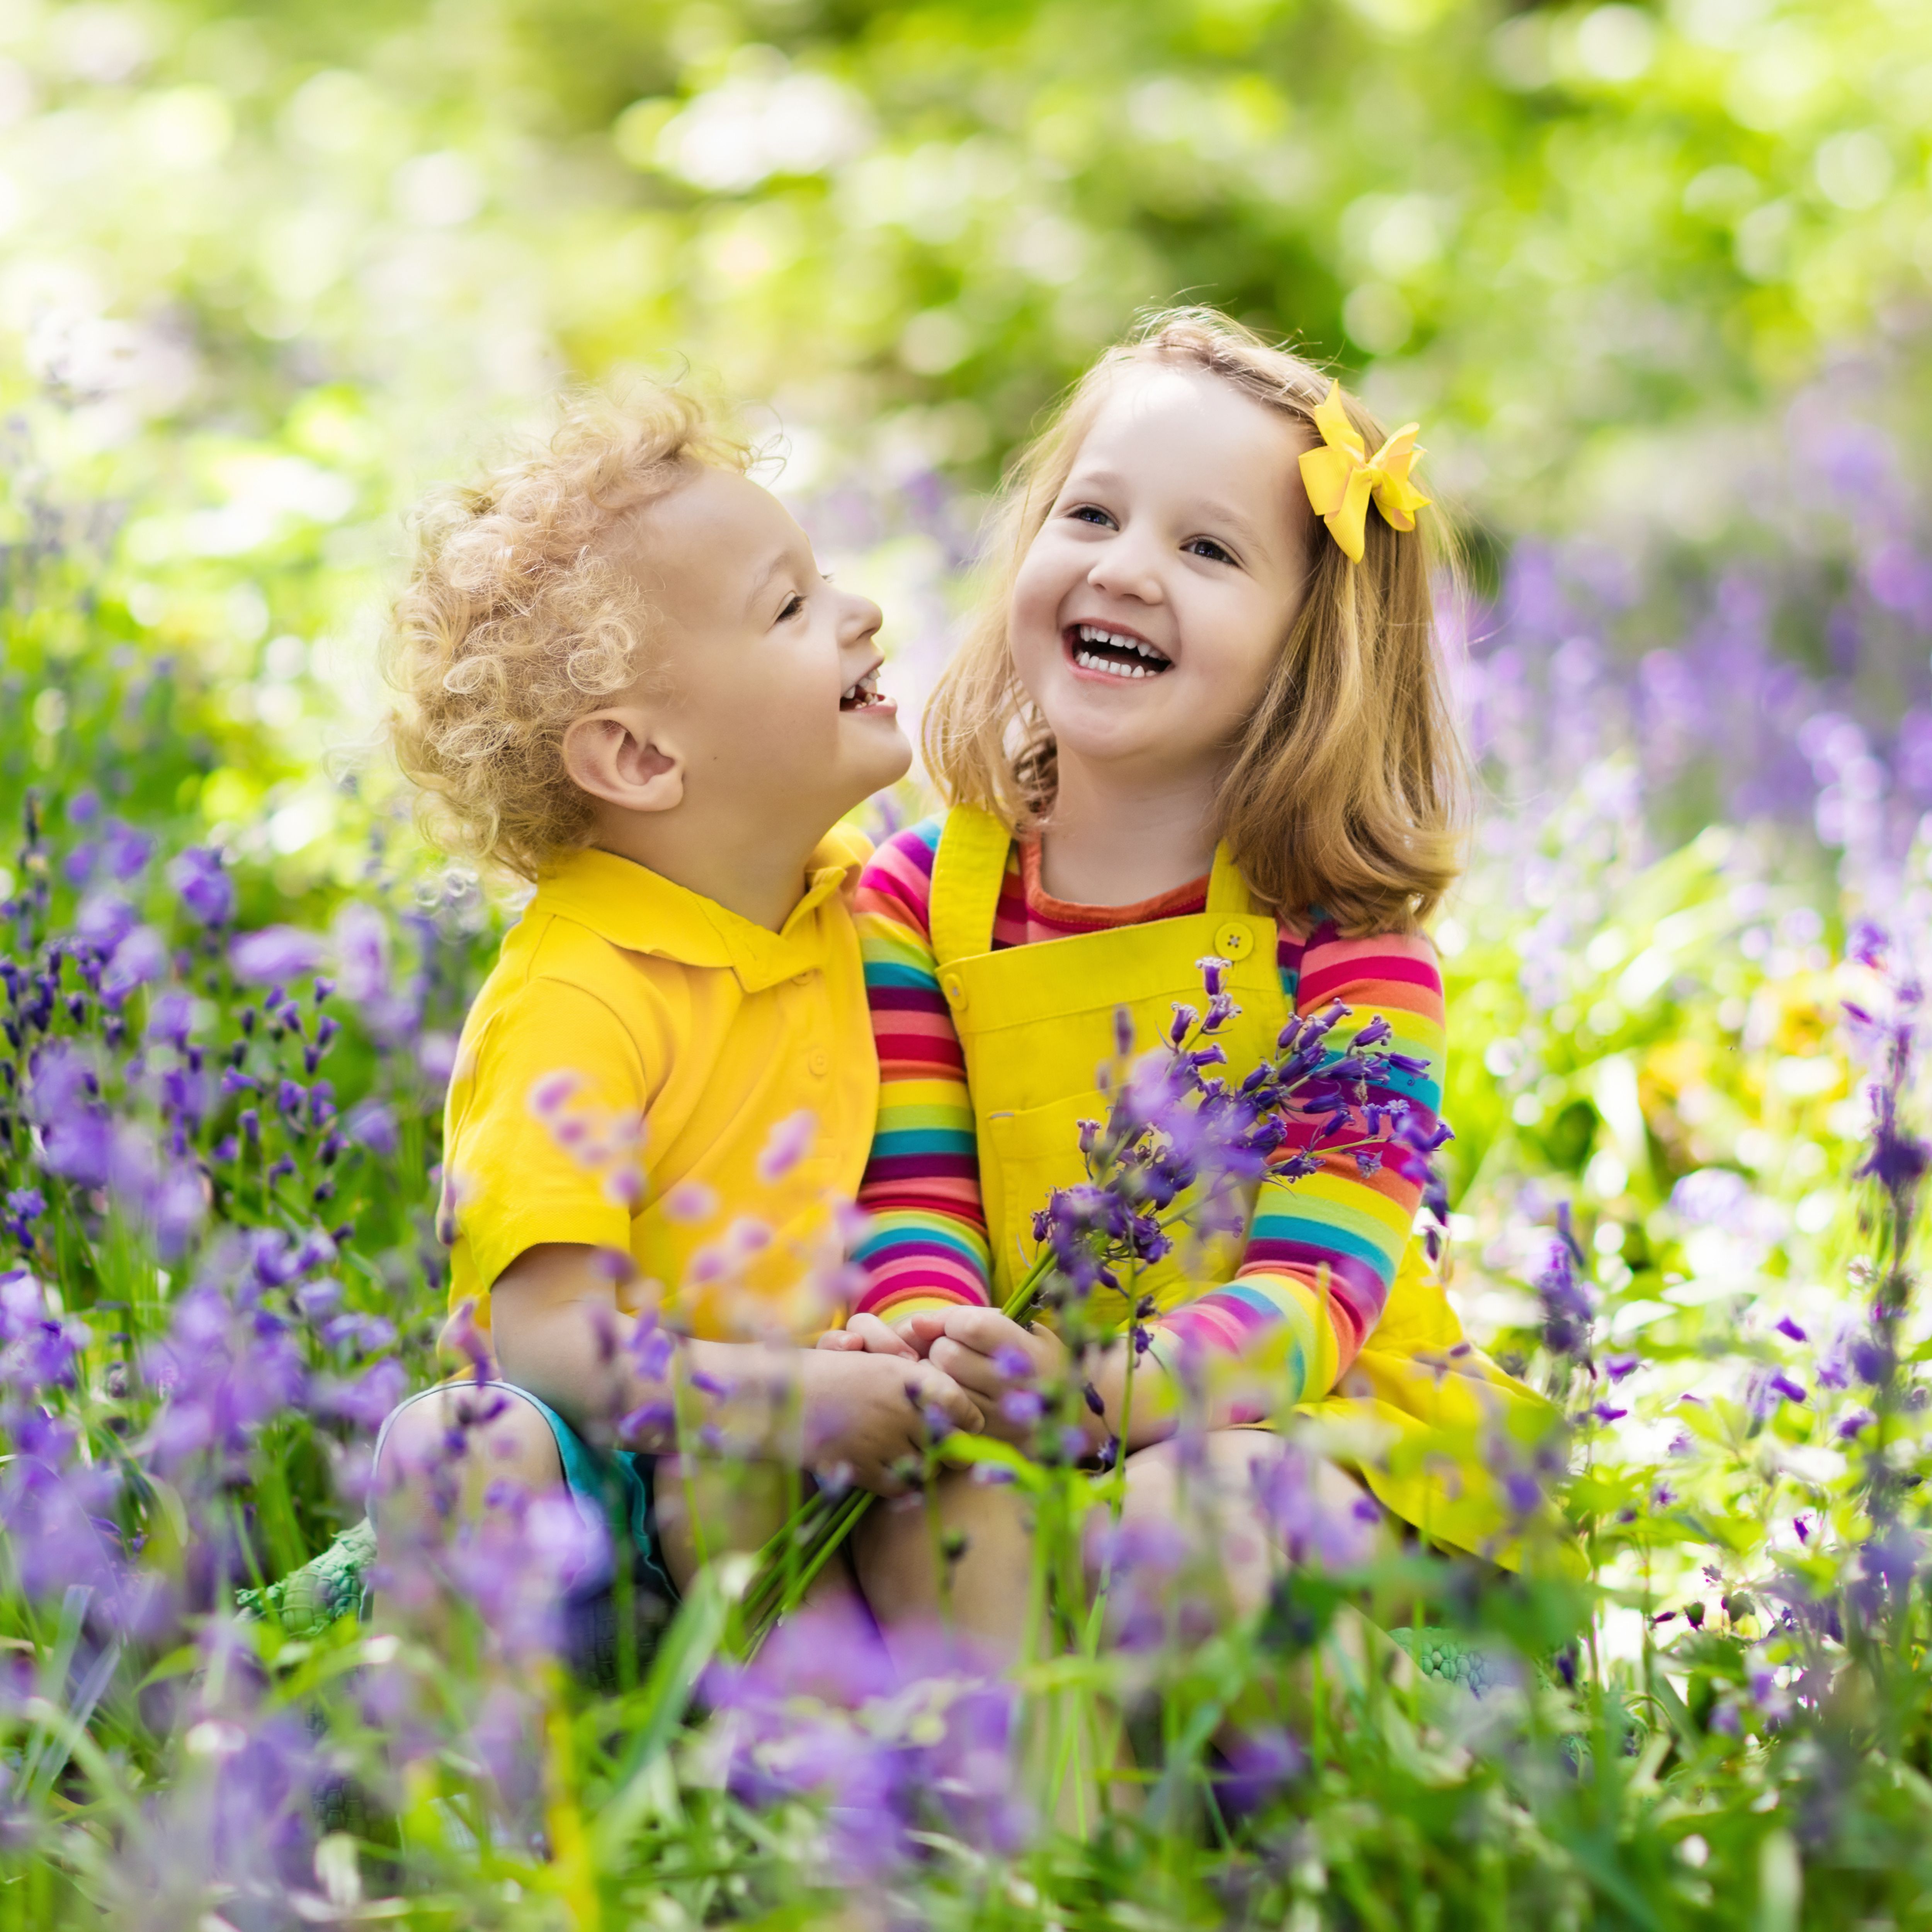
[848,821,997,1325]
[1141,919,1446,1422]
[924,921,1446,1451]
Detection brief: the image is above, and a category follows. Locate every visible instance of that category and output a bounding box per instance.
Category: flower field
[4,0,1932,1924]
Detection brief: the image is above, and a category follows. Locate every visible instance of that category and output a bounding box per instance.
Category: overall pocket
[982,1095,1247,1323]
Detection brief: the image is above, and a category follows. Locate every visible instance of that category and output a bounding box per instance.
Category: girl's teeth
[1071,625,1171,673]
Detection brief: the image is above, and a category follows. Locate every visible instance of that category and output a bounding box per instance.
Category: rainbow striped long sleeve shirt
[852,818,1447,1406]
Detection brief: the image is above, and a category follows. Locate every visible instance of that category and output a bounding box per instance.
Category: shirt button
[792,970,813,986]
[941,973,968,1010]
[808,1048,829,1077]
[1214,920,1255,962]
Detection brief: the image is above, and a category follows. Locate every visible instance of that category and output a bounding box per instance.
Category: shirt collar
[529,826,869,992]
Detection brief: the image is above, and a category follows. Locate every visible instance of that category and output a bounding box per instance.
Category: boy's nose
[842,591,884,640]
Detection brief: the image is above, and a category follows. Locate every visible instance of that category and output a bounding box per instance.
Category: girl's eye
[1069,505,1116,528]
[1184,536,1236,566]
[776,593,806,621]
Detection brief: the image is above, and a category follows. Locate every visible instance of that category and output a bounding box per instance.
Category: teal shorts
[374,1379,677,1604]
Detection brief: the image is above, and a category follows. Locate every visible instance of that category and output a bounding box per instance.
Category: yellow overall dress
[927,805,1556,1562]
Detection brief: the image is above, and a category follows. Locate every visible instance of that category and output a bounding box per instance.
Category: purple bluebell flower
[101,820,153,881]
[75,891,138,952]
[169,848,235,928]
[230,927,325,985]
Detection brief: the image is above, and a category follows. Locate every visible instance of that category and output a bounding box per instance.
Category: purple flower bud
[1195,956,1227,997]
[1768,1373,1807,1405]
[757,1108,816,1184]
[991,1344,1033,1382]
[76,891,138,953]
[101,821,154,881]
[168,848,235,928]
[146,989,195,1048]
[618,1399,676,1444]
[102,925,165,1000]
[1774,1316,1808,1344]
[342,1099,398,1157]
[230,926,325,985]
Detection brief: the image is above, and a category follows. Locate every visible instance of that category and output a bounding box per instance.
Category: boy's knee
[376,1385,563,1501]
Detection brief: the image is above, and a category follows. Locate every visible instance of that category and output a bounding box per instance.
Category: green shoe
[1388,1625,1512,1696]
[237,1517,378,1636]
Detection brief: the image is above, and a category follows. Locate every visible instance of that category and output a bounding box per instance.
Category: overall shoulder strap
[929,806,1013,969]
[1204,842,1259,917]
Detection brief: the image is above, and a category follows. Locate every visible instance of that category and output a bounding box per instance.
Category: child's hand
[797,1348,985,1495]
[923,1307,1083,1450]
[813,1313,919,1359]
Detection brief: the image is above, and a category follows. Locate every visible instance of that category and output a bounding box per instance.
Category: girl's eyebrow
[1065,466,1265,549]
[1195,499,1265,548]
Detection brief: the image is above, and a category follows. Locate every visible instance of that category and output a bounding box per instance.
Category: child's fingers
[845,1312,918,1358]
[906,1362,984,1436]
[814,1328,865,1351]
[901,1310,952,1355]
[939,1306,1031,1352]
[926,1336,1007,1402]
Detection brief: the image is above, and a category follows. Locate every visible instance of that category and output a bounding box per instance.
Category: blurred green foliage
[5,0,1929,594]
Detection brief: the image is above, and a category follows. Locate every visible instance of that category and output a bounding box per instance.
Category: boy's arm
[850,823,997,1325]
[492,1243,983,1493]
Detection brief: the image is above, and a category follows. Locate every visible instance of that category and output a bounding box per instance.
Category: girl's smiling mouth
[1064,622,1174,680]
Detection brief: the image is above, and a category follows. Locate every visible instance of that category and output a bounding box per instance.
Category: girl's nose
[1087,539,1163,605]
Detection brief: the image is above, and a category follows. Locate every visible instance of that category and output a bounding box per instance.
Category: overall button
[1213,920,1255,961]
[791,969,814,986]
[940,973,968,1010]
[808,1047,829,1077]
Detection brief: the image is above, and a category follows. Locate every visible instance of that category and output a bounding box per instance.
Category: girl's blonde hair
[923,308,1468,935]
[384,382,747,881]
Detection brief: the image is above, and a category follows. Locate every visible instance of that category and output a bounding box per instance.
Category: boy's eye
[776,592,806,621]
[1184,536,1236,566]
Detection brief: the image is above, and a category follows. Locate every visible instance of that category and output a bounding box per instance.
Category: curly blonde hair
[384,383,748,881]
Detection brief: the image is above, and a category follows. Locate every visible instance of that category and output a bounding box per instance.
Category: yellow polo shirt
[440,828,875,1342]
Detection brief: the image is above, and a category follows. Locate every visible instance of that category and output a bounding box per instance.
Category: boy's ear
[561,707,685,816]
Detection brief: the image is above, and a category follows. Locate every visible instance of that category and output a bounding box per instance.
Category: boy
[373,384,982,1605]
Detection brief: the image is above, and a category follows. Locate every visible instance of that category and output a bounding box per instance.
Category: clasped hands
[814,1304,1094,1460]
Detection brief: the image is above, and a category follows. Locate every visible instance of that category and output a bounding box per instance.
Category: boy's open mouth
[840,666,889,710]
[1066,624,1173,679]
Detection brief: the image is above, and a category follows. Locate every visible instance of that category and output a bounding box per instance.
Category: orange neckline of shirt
[1015,839,1209,932]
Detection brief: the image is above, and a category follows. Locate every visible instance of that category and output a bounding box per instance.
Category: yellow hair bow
[1298,380,1431,564]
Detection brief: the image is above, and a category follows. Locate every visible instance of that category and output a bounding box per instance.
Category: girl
[823,309,1555,1645]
